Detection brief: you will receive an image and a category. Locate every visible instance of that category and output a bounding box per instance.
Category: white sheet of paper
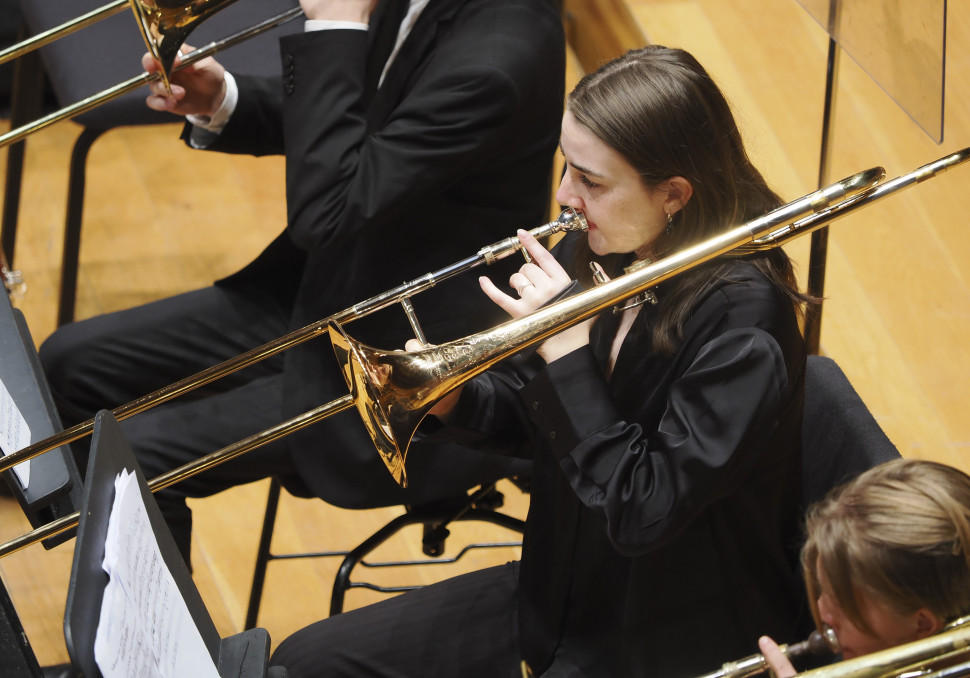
[93,470,220,678]
[0,376,31,488]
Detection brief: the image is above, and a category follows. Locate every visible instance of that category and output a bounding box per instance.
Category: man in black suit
[39,0,565,563]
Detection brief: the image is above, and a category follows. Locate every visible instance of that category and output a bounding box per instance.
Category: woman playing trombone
[271,44,815,677]
[758,458,970,677]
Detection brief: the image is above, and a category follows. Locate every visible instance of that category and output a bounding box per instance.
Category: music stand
[63,410,284,678]
[794,0,948,352]
[0,291,82,548]
[0,573,43,677]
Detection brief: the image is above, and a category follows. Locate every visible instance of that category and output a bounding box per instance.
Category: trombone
[0,210,592,479]
[695,627,840,678]
[328,148,970,483]
[0,0,304,149]
[694,616,970,678]
[792,615,970,677]
[1,148,968,557]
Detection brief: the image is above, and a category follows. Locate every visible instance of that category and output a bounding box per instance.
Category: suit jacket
[189,0,566,506]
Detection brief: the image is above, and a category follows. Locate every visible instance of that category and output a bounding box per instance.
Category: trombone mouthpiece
[477,209,589,265]
[556,207,589,232]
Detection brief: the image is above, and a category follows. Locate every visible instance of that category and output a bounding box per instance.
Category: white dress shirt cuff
[186,71,239,147]
[187,20,368,149]
[304,19,368,32]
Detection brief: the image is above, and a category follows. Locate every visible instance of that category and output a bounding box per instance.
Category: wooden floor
[1,0,969,669]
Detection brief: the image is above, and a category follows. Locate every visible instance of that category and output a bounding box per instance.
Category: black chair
[801,354,901,508]
[244,476,528,629]
[246,355,900,629]
[784,354,902,661]
[2,0,301,326]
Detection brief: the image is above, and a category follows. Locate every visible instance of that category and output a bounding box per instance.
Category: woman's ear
[663,176,693,216]
[914,608,945,639]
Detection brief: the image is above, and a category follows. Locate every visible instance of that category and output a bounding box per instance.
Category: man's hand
[143,46,227,117]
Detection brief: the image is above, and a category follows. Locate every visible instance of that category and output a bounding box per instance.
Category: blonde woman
[761,458,970,675]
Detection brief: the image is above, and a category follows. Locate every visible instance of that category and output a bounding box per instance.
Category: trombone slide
[696,628,840,678]
[1,149,968,556]
[794,620,970,677]
[0,209,587,478]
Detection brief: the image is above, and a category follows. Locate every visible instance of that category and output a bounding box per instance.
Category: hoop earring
[665,211,673,236]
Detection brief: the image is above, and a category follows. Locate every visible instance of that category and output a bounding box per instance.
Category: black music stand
[63,410,285,678]
[0,573,43,677]
[0,291,81,548]
[794,0,947,352]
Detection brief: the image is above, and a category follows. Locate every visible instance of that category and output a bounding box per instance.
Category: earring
[665,211,673,236]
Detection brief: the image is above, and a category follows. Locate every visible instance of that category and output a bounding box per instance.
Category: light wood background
[0,0,968,668]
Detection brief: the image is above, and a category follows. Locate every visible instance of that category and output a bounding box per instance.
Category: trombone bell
[329,318,486,489]
[129,0,240,91]
[329,321,412,488]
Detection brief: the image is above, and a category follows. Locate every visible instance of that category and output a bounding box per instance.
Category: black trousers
[39,284,298,562]
[270,562,523,678]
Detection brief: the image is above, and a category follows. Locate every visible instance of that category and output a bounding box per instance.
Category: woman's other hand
[759,636,796,678]
[404,339,463,422]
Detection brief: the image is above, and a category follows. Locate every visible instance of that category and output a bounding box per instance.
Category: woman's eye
[579,175,599,189]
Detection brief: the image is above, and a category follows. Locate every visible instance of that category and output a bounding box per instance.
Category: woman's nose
[555,176,581,211]
[818,597,838,631]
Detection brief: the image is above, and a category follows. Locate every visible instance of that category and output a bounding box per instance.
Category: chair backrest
[19,0,302,129]
[801,354,902,508]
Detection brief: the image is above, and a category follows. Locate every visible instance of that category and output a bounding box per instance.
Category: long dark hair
[567,45,813,354]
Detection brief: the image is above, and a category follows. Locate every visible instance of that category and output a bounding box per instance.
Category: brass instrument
[0,209,591,478]
[695,617,970,678]
[791,615,970,677]
[0,1,129,68]
[695,627,840,678]
[129,0,245,93]
[328,148,969,486]
[1,148,968,557]
[0,1,304,149]
[0,1,240,91]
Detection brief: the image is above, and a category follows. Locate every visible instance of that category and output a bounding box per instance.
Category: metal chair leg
[57,127,106,327]
[247,480,526,621]
[245,477,283,630]
[329,495,526,616]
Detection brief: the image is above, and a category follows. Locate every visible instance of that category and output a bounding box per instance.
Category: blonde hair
[803,459,970,634]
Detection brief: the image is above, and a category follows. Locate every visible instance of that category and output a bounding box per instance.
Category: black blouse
[435,239,810,677]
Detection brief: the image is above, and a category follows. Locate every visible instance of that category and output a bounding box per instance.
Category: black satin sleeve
[413,353,542,458]
[519,326,791,555]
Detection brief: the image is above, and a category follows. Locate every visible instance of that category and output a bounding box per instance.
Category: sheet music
[94,470,219,678]
[0,376,31,488]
